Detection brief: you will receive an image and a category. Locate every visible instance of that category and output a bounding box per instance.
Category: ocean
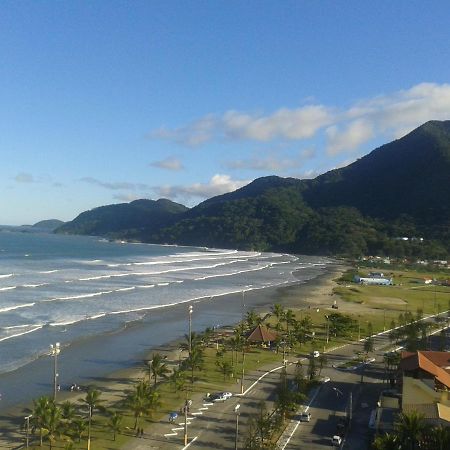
[0,228,331,409]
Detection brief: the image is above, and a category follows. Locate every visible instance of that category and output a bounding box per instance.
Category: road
[129,311,449,449]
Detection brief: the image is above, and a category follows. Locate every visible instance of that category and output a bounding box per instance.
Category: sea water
[0,228,330,376]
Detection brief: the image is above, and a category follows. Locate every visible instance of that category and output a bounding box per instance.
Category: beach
[0,260,346,447]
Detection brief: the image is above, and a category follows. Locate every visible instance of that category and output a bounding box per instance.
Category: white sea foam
[115,287,135,292]
[40,269,59,274]
[0,303,35,313]
[0,273,13,279]
[22,283,48,288]
[0,325,43,342]
[44,290,114,302]
[49,319,80,327]
[0,286,17,291]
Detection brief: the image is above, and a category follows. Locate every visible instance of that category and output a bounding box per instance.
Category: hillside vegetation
[57,121,450,258]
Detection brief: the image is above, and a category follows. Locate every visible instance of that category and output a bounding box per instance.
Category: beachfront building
[354,275,393,285]
[398,351,450,425]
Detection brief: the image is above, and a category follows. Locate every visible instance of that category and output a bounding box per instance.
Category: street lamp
[25,414,32,448]
[184,305,193,446]
[234,404,241,450]
[188,305,193,355]
[49,342,61,400]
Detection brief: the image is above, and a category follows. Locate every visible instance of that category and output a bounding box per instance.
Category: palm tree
[108,412,122,441]
[31,396,54,446]
[395,411,428,450]
[169,367,187,394]
[284,309,296,333]
[126,390,149,431]
[271,303,285,328]
[372,433,400,449]
[81,388,102,450]
[317,353,328,376]
[71,418,86,443]
[147,353,170,388]
[60,401,76,435]
[184,346,204,385]
[216,360,233,381]
[126,380,161,429]
[41,404,63,450]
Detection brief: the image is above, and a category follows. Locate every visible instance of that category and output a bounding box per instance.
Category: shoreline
[0,261,346,447]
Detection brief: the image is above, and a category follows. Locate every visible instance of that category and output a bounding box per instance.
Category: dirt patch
[368,296,406,305]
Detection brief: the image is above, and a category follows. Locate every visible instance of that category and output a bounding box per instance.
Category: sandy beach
[0,261,348,448]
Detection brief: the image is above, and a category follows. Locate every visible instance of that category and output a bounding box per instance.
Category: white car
[331,435,342,446]
[311,350,320,358]
[320,376,331,383]
[219,391,233,399]
[299,412,311,422]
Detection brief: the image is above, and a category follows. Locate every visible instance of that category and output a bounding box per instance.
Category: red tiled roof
[247,325,278,343]
[400,351,450,389]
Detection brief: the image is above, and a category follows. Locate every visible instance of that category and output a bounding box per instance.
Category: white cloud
[150,156,184,171]
[151,82,450,156]
[326,119,374,155]
[155,174,250,204]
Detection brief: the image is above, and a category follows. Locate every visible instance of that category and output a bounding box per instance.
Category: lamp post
[25,414,32,448]
[184,305,193,446]
[240,349,246,394]
[188,305,193,355]
[383,309,386,332]
[234,404,241,450]
[49,342,61,401]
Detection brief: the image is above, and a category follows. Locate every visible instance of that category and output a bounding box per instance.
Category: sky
[1,0,450,225]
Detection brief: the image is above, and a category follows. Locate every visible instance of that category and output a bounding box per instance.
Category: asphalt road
[129,311,449,450]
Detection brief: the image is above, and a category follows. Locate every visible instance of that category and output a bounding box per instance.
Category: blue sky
[1,1,450,225]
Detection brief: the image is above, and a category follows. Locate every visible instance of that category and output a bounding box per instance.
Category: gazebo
[247,325,278,346]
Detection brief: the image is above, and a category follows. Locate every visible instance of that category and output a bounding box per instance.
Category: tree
[147,353,170,388]
[284,309,296,333]
[317,353,328,376]
[364,336,374,355]
[271,304,285,326]
[307,356,317,380]
[108,412,122,441]
[31,396,54,446]
[71,418,86,443]
[41,403,63,450]
[395,411,429,450]
[216,359,233,381]
[183,346,204,385]
[80,388,102,450]
[169,367,187,394]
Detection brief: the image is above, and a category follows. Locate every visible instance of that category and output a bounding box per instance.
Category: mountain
[57,121,450,257]
[32,219,65,231]
[56,198,188,240]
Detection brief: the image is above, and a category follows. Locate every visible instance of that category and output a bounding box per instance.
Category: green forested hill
[57,121,450,258]
[56,198,188,240]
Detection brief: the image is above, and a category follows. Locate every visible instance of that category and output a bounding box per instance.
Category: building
[398,351,450,425]
[354,275,393,285]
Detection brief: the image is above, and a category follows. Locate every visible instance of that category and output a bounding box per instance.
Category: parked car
[299,412,311,422]
[311,350,320,358]
[319,376,331,383]
[211,392,230,402]
[218,391,233,399]
[331,435,342,446]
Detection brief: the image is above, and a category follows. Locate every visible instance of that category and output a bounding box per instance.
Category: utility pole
[25,414,32,448]
[240,349,246,394]
[50,342,60,401]
[234,404,241,450]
